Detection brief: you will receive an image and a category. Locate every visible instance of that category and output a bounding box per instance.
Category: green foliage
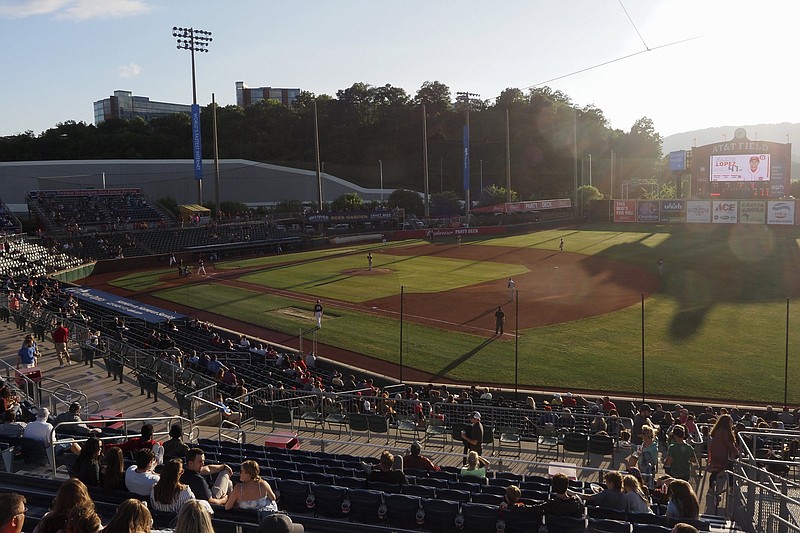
[330,192,364,211]
[430,191,462,217]
[480,185,518,206]
[642,182,677,200]
[577,185,603,204]
[387,189,424,216]
[791,180,800,198]
[157,196,179,216]
[272,199,304,214]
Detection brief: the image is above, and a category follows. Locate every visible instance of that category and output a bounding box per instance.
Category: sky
[2,0,800,141]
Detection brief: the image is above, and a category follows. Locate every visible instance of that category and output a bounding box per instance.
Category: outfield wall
[613,199,798,225]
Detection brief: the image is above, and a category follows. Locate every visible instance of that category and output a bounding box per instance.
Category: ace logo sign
[712,201,738,224]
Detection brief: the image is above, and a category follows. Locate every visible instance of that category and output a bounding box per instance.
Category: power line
[519,34,704,93]
[618,0,650,51]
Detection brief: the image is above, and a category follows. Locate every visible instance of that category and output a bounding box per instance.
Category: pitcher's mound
[342,268,393,276]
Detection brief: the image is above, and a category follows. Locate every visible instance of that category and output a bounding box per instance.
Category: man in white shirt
[125,448,160,496]
[23,408,78,455]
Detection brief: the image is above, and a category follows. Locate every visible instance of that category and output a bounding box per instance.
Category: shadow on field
[430,337,496,380]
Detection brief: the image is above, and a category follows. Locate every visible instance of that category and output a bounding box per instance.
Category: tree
[480,185,518,206]
[414,81,451,116]
[577,185,604,211]
[157,196,179,217]
[495,88,527,109]
[272,199,304,214]
[330,193,364,211]
[387,189,424,217]
[629,117,663,157]
[431,191,461,217]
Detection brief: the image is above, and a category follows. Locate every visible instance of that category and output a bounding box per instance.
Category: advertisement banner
[64,287,185,323]
[397,226,507,239]
[191,104,203,181]
[738,201,766,224]
[686,201,712,223]
[767,201,795,225]
[669,151,686,171]
[660,200,686,222]
[712,200,738,224]
[463,125,470,192]
[614,200,636,222]
[637,200,660,223]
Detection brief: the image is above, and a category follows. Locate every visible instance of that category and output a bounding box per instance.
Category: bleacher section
[28,188,170,233]
[0,236,84,277]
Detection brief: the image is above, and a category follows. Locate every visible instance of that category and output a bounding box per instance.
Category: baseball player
[314,300,323,328]
[367,252,373,271]
[507,277,516,301]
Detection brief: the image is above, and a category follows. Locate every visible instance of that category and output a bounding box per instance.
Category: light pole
[173,26,212,205]
[379,160,384,203]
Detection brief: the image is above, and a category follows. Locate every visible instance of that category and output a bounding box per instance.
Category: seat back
[384,493,421,529]
[310,484,347,518]
[347,488,384,524]
[461,502,500,533]
[20,437,51,468]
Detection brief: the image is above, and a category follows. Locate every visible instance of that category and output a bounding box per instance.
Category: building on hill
[93,91,192,124]
[235,81,301,108]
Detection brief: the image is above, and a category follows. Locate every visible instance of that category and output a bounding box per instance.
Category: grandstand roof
[0,159,395,211]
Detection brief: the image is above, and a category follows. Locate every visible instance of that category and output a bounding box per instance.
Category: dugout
[178,204,212,223]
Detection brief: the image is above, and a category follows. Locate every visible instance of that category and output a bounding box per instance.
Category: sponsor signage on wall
[64,287,186,323]
[637,200,660,222]
[712,201,738,224]
[614,200,636,222]
[767,201,795,225]
[686,201,711,223]
[660,200,686,222]
[738,201,766,224]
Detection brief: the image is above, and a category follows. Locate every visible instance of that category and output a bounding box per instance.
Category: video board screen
[710,154,770,182]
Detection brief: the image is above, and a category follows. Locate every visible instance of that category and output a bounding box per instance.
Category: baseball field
[94,222,800,405]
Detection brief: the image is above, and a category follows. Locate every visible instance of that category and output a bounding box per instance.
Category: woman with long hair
[173,500,215,533]
[622,474,653,514]
[102,499,152,533]
[72,435,102,487]
[225,460,278,512]
[33,479,95,533]
[666,479,700,519]
[64,505,102,533]
[102,446,126,491]
[707,413,739,503]
[150,459,195,513]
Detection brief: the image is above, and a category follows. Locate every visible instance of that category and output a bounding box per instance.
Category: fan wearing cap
[403,441,440,471]
[259,512,304,533]
[632,404,655,446]
[460,411,484,464]
[562,392,577,408]
[53,402,102,437]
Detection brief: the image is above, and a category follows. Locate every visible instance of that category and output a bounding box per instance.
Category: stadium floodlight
[172,26,212,105]
[172,26,212,205]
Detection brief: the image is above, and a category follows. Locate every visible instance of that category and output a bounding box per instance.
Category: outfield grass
[117,224,800,404]
[237,252,528,302]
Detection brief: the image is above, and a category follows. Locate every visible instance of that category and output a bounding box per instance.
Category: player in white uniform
[507,277,516,301]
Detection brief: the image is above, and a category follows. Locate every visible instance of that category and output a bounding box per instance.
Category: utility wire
[520,34,704,92]
[619,0,650,51]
